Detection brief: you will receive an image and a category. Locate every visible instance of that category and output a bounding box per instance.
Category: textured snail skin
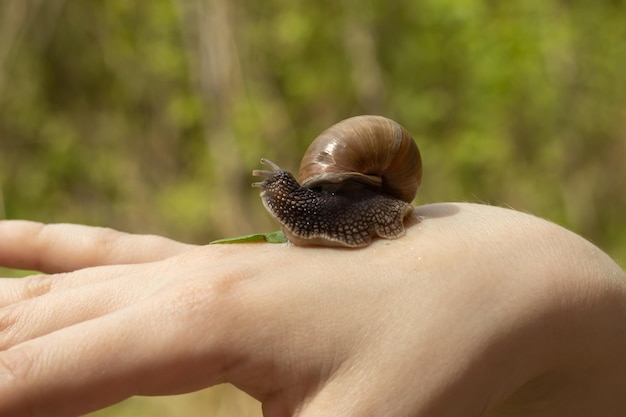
[253,158,414,248]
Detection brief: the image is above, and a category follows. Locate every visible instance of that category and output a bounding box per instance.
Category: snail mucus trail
[252,115,422,248]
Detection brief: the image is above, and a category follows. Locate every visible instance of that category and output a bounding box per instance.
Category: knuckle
[95,226,125,244]
[92,226,125,258]
[210,267,252,297]
[21,274,56,300]
[158,264,252,334]
[0,345,34,383]
[0,305,22,349]
[0,346,37,417]
[0,274,58,349]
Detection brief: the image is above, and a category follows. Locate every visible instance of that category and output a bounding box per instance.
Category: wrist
[483,216,626,415]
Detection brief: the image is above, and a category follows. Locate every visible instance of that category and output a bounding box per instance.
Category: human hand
[0,203,624,417]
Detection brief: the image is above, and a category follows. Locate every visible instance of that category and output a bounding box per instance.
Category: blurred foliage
[85,385,260,417]
[0,0,625,415]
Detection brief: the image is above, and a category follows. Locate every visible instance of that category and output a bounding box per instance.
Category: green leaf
[264,230,289,243]
[209,230,288,244]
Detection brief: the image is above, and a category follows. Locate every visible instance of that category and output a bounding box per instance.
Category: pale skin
[0,203,625,417]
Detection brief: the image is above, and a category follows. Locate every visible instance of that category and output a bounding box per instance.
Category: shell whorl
[297,115,422,203]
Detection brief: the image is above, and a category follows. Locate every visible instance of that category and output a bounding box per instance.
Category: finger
[0,274,143,349]
[0,292,232,417]
[0,220,195,273]
[0,266,125,307]
[0,263,164,348]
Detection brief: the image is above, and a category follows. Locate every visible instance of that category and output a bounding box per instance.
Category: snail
[252,115,422,247]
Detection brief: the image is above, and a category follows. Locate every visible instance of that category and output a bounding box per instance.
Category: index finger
[0,221,195,273]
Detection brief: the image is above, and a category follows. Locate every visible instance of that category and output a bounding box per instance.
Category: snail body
[253,115,422,247]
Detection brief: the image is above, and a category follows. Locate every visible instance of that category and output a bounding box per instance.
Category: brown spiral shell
[297,115,422,203]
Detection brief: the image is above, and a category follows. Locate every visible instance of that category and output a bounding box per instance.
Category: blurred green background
[1,0,625,415]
